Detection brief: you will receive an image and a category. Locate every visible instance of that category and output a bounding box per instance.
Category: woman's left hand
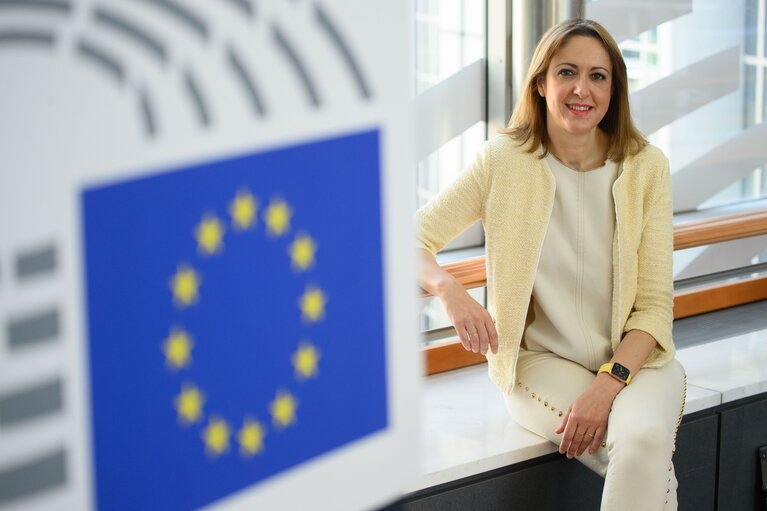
[554,374,624,458]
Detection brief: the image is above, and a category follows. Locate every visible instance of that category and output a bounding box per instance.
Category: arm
[625,156,675,363]
[557,154,674,458]
[419,249,498,355]
[416,142,497,355]
[555,330,657,458]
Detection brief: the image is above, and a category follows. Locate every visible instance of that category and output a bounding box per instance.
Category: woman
[416,19,686,510]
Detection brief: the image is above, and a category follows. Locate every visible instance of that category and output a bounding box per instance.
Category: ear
[536,76,545,97]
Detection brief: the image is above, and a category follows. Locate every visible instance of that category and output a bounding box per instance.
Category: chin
[563,124,598,136]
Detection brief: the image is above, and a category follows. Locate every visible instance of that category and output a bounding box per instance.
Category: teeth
[569,105,590,111]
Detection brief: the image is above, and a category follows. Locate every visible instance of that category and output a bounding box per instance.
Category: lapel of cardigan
[612,156,632,249]
[536,155,556,212]
[609,156,632,343]
[529,153,556,265]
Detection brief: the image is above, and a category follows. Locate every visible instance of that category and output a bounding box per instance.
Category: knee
[669,359,686,389]
[608,424,672,461]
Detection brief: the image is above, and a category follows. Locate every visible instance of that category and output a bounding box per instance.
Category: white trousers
[504,350,687,511]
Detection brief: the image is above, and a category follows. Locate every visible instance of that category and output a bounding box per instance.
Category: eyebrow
[556,62,610,73]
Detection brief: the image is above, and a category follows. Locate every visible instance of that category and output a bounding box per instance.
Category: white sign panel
[0,1,419,510]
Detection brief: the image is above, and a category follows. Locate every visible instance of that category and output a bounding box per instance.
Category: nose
[573,76,589,99]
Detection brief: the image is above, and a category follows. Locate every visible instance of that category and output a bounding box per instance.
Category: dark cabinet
[675,413,719,511]
[717,398,767,511]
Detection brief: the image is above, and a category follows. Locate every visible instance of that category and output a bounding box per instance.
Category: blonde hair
[501,18,646,162]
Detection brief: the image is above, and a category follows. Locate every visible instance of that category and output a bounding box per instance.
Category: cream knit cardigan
[416,136,676,394]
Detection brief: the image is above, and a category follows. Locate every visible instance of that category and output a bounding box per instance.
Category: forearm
[593,329,659,396]
[417,248,461,298]
[612,329,658,377]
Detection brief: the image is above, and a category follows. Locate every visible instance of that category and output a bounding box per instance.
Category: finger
[588,426,606,455]
[488,318,499,354]
[554,406,571,435]
[456,323,471,351]
[567,428,584,458]
[468,326,480,353]
[559,418,576,454]
[576,431,594,456]
[477,321,491,355]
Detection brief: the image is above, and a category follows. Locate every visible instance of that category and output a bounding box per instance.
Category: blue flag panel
[82,130,388,510]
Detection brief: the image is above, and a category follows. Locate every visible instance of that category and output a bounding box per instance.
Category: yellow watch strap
[598,363,632,385]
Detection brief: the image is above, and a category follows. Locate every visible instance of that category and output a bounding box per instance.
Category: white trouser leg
[505,350,686,511]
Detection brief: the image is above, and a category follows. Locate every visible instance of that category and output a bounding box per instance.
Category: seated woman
[416,18,686,511]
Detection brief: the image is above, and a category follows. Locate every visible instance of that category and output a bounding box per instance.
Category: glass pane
[587,1,767,285]
[416,121,485,209]
[744,63,757,124]
[415,1,488,342]
[746,0,758,55]
[415,0,486,215]
[415,0,485,93]
[607,0,767,210]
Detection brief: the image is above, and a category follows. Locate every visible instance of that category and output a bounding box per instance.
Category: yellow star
[229,190,258,230]
[289,234,317,271]
[195,214,225,255]
[292,341,320,380]
[170,265,200,307]
[162,328,193,370]
[237,419,266,456]
[175,384,205,424]
[299,285,327,323]
[263,198,292,237]
[270,390,298,428]
[202,417,231,456]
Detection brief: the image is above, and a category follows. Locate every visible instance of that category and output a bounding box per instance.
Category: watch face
[611,363,630,381]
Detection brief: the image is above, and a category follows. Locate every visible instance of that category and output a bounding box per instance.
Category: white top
[521,154,619,371]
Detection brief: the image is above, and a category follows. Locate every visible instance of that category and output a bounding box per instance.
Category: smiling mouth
[567,104,593,111]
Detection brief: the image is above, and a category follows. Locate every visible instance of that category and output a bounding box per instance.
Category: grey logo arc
[0,0,373,137]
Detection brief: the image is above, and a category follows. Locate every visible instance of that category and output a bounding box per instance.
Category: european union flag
[82,130,388,510]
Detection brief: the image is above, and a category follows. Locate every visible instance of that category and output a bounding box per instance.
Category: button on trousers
[505,350,686,511]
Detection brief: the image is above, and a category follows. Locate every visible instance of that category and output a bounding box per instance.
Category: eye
[557,68,575,77]
[591,72,607,80]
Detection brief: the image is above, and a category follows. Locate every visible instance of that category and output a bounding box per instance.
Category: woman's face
[537,35,613,140]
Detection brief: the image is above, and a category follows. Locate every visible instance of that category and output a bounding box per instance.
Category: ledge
[676,328,767,403]
[411,325,767,492]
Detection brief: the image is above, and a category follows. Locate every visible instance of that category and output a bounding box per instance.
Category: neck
[547,129,607,171]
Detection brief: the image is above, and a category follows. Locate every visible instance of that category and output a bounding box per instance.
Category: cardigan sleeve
[415,141,490,255]
[625,155,675,366]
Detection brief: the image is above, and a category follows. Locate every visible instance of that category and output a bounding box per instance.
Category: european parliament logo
[82,130,388,510]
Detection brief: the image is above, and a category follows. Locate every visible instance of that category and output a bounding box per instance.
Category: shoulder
[487,134,534,153]
[625,143,669,173]
[622,143,670,190]
[485,135,541,167]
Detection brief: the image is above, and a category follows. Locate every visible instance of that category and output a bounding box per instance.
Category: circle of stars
[164,189,325,458]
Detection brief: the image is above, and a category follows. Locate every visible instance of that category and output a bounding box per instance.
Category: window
[417,0,767,353]
[599,0,767,280]
[414,0,487,335]
[414,0,486,214]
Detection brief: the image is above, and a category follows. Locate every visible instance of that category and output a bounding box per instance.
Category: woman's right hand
[439,280,499,355]
[417,248,498,355]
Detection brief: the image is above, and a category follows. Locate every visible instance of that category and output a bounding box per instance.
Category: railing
[421,209,767,375]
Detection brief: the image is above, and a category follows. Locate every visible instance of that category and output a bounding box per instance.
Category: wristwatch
[598,362,632,385]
